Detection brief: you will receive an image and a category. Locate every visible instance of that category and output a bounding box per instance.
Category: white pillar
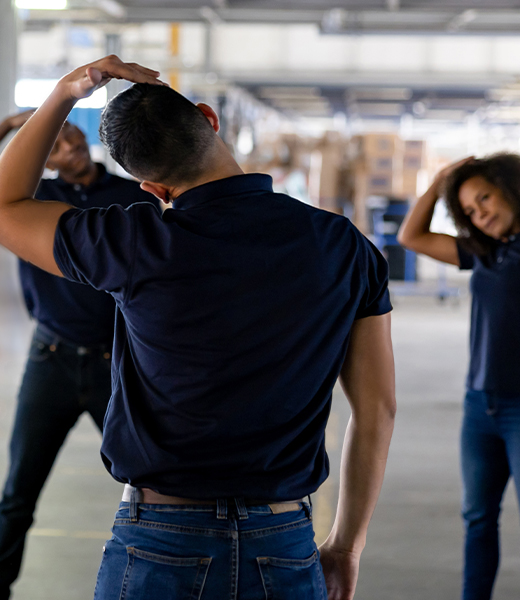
[0,0,19,294]
[0,0,18,132]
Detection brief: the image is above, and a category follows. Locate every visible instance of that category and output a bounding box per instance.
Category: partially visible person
[398,154,520,600]
[0,56,396,600]
[0,110,158,600]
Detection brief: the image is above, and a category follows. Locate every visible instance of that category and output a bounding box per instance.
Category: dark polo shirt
[19,164,157,344]
[54,173,391,500]
[458,235,520,396]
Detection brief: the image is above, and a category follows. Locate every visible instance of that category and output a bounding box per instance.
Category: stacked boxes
[401,140,426,198]
[347,133,403,232]
[308,133,349,215]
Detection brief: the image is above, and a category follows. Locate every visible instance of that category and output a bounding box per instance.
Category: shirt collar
[172,173,274,211]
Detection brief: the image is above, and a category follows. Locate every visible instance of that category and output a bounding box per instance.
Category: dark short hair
[445,153,520,255]
[99,83,216,184]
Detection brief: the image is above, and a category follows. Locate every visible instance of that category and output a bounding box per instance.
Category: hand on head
[434,156,476,196]
[59,55,168,103]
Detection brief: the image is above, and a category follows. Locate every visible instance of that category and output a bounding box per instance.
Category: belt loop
[302,495,312,520]
[216,498,228,520]
[130,487,141,522]
[234,497,249,520]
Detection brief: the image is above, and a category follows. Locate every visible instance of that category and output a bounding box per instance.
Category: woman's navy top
[458,234,520,396]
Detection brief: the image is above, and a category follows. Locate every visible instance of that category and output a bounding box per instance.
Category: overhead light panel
[258,87,321,99]
[349,88,412,101]
[16,79,106,109]
[16,0,67,8]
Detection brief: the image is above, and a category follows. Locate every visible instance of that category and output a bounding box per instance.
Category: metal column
[0,0,18,139]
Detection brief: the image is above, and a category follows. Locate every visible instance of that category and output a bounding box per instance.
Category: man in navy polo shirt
[0,57,395,599]
[0,111,157,599]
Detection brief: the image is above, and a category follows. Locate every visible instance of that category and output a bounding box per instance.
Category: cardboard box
[363,155,402,173]
[309,145,348,209]
[404,140,426,155]
[350,133,402,159]
[403,154,424,170]
[349,166,404,232]
[403,140,426,170]
[400,170,419,197]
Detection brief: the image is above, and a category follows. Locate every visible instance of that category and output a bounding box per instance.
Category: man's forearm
[397,181,439,247]
[327,405,395,554]
[0,118,14,144]
[0,88,75,209]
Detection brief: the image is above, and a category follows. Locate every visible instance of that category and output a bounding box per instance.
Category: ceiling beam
[446,9,478,32]
[387,0,400,11]
[20,7,520,35]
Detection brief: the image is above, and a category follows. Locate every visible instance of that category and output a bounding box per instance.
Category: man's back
[54,173,391,500]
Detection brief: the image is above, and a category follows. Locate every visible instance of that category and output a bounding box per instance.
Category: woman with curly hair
[398,153,520,600]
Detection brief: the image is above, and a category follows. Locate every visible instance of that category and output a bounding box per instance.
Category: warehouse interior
[1,1,520,599]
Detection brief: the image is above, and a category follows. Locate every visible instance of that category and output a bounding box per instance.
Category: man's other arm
[0,56,162,276]
[319,312,396,600]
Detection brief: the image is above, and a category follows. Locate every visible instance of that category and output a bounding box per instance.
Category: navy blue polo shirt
[458,236,520,396]
[20,164,157,344]
[54,173,391,500]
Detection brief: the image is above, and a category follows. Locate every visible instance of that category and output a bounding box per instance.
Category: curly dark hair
[444,153,520,255]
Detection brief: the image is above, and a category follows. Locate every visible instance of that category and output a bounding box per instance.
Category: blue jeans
[94,496,327,600]
[461,389,520,600]
[0,325,112,600]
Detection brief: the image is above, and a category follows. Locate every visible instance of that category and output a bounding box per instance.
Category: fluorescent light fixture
[15,79,107,109]
[16,0,67,9]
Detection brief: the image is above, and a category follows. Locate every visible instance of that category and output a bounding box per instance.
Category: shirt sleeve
[53,204,137,296]
[456,240,475,270]
[355,234,393,320]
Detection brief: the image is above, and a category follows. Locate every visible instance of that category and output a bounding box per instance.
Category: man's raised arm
[320,312,396,600]
[0,56,162,276]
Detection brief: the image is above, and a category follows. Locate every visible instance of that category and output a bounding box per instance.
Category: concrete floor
[0,248,519,599]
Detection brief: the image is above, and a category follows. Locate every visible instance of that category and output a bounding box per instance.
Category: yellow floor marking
[71,531,110,540]
[56,466,106,476]
[30,529,68,537]
[30,529,109,539]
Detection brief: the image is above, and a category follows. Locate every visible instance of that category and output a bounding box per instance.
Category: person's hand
[56,55,166,104]
[6,110,35,130]
[432,156,475,197]
[319,544,361,600]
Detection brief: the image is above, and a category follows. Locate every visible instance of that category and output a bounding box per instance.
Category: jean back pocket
[257,551,326,600]
[120,546,211,600]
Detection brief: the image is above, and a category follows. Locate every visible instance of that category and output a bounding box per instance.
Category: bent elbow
[397,227,411,249]
[385,395,397,421]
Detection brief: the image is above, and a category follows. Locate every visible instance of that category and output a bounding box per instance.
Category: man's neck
[58,161,99,188]
[170,141,245,200]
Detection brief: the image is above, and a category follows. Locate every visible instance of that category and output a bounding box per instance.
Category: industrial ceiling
[20,1,520,122]
[25,1,520,33]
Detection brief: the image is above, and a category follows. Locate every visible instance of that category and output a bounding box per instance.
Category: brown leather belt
[122,485,304,514]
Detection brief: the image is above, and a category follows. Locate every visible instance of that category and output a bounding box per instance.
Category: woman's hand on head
[433,156,475,197]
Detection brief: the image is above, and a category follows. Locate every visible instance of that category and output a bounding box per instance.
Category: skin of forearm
[326,406,395,554]
[398,180,440,246]
[0,87,74,208]
[0,119,13,143]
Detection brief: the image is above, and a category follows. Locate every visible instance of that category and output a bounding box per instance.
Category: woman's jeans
[94,496,327,600]
[461,389,520,600]
[0,326,111,600]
